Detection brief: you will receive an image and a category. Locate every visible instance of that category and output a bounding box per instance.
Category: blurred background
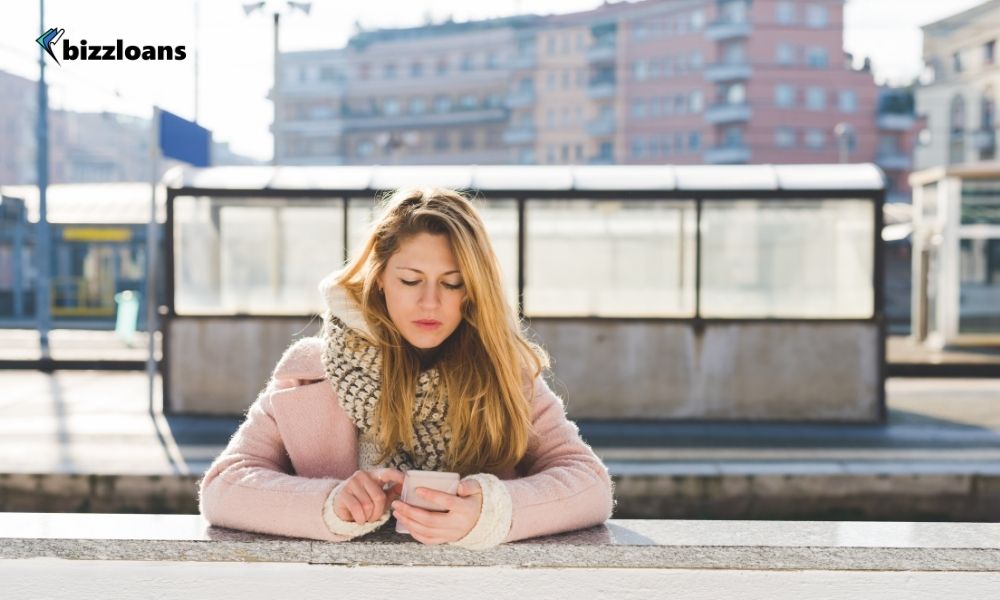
[0,0,998,522]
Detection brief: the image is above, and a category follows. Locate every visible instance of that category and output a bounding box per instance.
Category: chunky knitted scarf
[319,280,452,472]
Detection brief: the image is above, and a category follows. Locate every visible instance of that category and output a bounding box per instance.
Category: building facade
[915,0,1000,171]
[276,0,905,179]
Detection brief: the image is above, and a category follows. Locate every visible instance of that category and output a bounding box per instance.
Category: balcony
[704,143,751,164]
[503,125,536,145]
[704,61,753,82]
[587,80,617,100]
[877,113,917,131]
[586,116,616,137]
[339,108,508,131]
[506,88,536,108]
[704,102,752,124]
[876,151,913,171]
[586,42,617,64]
[704,19,752,41]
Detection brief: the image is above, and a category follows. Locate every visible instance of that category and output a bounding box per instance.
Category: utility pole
[36,0,52,361]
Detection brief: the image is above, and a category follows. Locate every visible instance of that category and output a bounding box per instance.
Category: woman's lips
[414,320,441,330]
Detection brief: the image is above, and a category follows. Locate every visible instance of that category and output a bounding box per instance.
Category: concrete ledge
[1,514,998,572]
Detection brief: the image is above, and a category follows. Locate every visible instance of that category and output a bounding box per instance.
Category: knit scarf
[319,291,453,472]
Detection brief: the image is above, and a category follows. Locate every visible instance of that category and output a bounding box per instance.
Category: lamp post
[242,1,311,166]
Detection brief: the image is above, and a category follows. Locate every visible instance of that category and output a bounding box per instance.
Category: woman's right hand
[332,468,405,524]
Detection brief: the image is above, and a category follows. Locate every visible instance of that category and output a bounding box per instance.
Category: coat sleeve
[450,373,616,549]
[500,374,616,543]
[197,341,386,542]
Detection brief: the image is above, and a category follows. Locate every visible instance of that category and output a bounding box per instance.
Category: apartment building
[915,0,1000,170]
[275,0,908,183]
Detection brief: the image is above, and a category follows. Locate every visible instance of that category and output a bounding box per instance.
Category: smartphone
[395,470,460,534]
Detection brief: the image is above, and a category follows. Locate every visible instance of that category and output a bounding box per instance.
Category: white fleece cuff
[449,473,513,551]
[322,479,391,539]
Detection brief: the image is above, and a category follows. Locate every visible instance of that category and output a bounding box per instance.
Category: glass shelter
[910,166,1000,347]
[164,164,885,423]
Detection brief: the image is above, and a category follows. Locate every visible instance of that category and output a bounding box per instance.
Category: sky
[0,0,988,162]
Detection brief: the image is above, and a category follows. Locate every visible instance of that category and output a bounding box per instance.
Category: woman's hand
[332,467,405,524]
[391,479,483,545]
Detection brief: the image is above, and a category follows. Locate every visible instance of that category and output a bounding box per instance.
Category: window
[675,94,687,114]
[690,90,704,112]
[409,97,427,115]
[384,63,397,79]
[461,54,474,71]
[487,53,499,69]
[775,127,796,148]
[806,47,829,68]
[986,40,997,66]
[723,126,743,147]
[410,62,423,77]
[981,87,995,160]
[434,95,452,113]
[775,84,795,107]
[690,10,705,30]
[838,90,858,113]
[688,131,701,150]
[725,82,746,105]
[434,132,450,151]
[547,71,557,90]
[436,59,448,75]
[690,51,704,69]
[383,98,401,116]
[950,94,966,164]
[460,130,475,150]
[805,129,825,149]
[357,139,374,156]
[954,51,963,74]
[459,94,478,110]
[806,86,826,110]
[633,99,648,119]
[806,5,828,28]
[633,60,648,81]
[777,1,795,24]
[776,43,796,65]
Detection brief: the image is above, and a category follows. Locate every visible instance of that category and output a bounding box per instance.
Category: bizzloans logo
[36,27,186,66]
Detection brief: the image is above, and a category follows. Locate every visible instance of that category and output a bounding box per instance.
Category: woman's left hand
[392,479,483,545]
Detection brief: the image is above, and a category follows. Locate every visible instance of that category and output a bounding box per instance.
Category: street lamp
[243,1,311,166]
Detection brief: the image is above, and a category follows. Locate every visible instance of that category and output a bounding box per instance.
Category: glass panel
[960,179,1000,225]
[958,236,1000,334]
[173,196,343,315]
[348,196,519,315]
[525,199,696,317]
[700,199,874,318]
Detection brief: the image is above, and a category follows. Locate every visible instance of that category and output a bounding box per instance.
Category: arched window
[980,87,995,160]
[949,94,966,165]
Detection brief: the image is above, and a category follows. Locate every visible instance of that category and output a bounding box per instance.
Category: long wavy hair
[332,187,550,476]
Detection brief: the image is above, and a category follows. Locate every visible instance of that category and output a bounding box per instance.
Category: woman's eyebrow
[396,267,461,275]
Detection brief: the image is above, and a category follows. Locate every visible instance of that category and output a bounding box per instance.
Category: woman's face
[378,232,467,353]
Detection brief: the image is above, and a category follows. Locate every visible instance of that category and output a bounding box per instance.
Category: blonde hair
[333,188,550,476]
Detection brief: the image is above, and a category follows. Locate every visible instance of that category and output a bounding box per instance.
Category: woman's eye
[399,279,463,290]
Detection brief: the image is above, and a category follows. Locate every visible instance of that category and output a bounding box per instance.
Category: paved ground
[1,369,998,478]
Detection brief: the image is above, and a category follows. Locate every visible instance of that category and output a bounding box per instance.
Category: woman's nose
[418,284,441,308]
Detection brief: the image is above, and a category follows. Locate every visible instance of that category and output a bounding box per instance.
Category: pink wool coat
[197,337,616,545]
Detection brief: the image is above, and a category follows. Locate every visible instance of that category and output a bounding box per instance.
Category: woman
[198,187,615,550]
